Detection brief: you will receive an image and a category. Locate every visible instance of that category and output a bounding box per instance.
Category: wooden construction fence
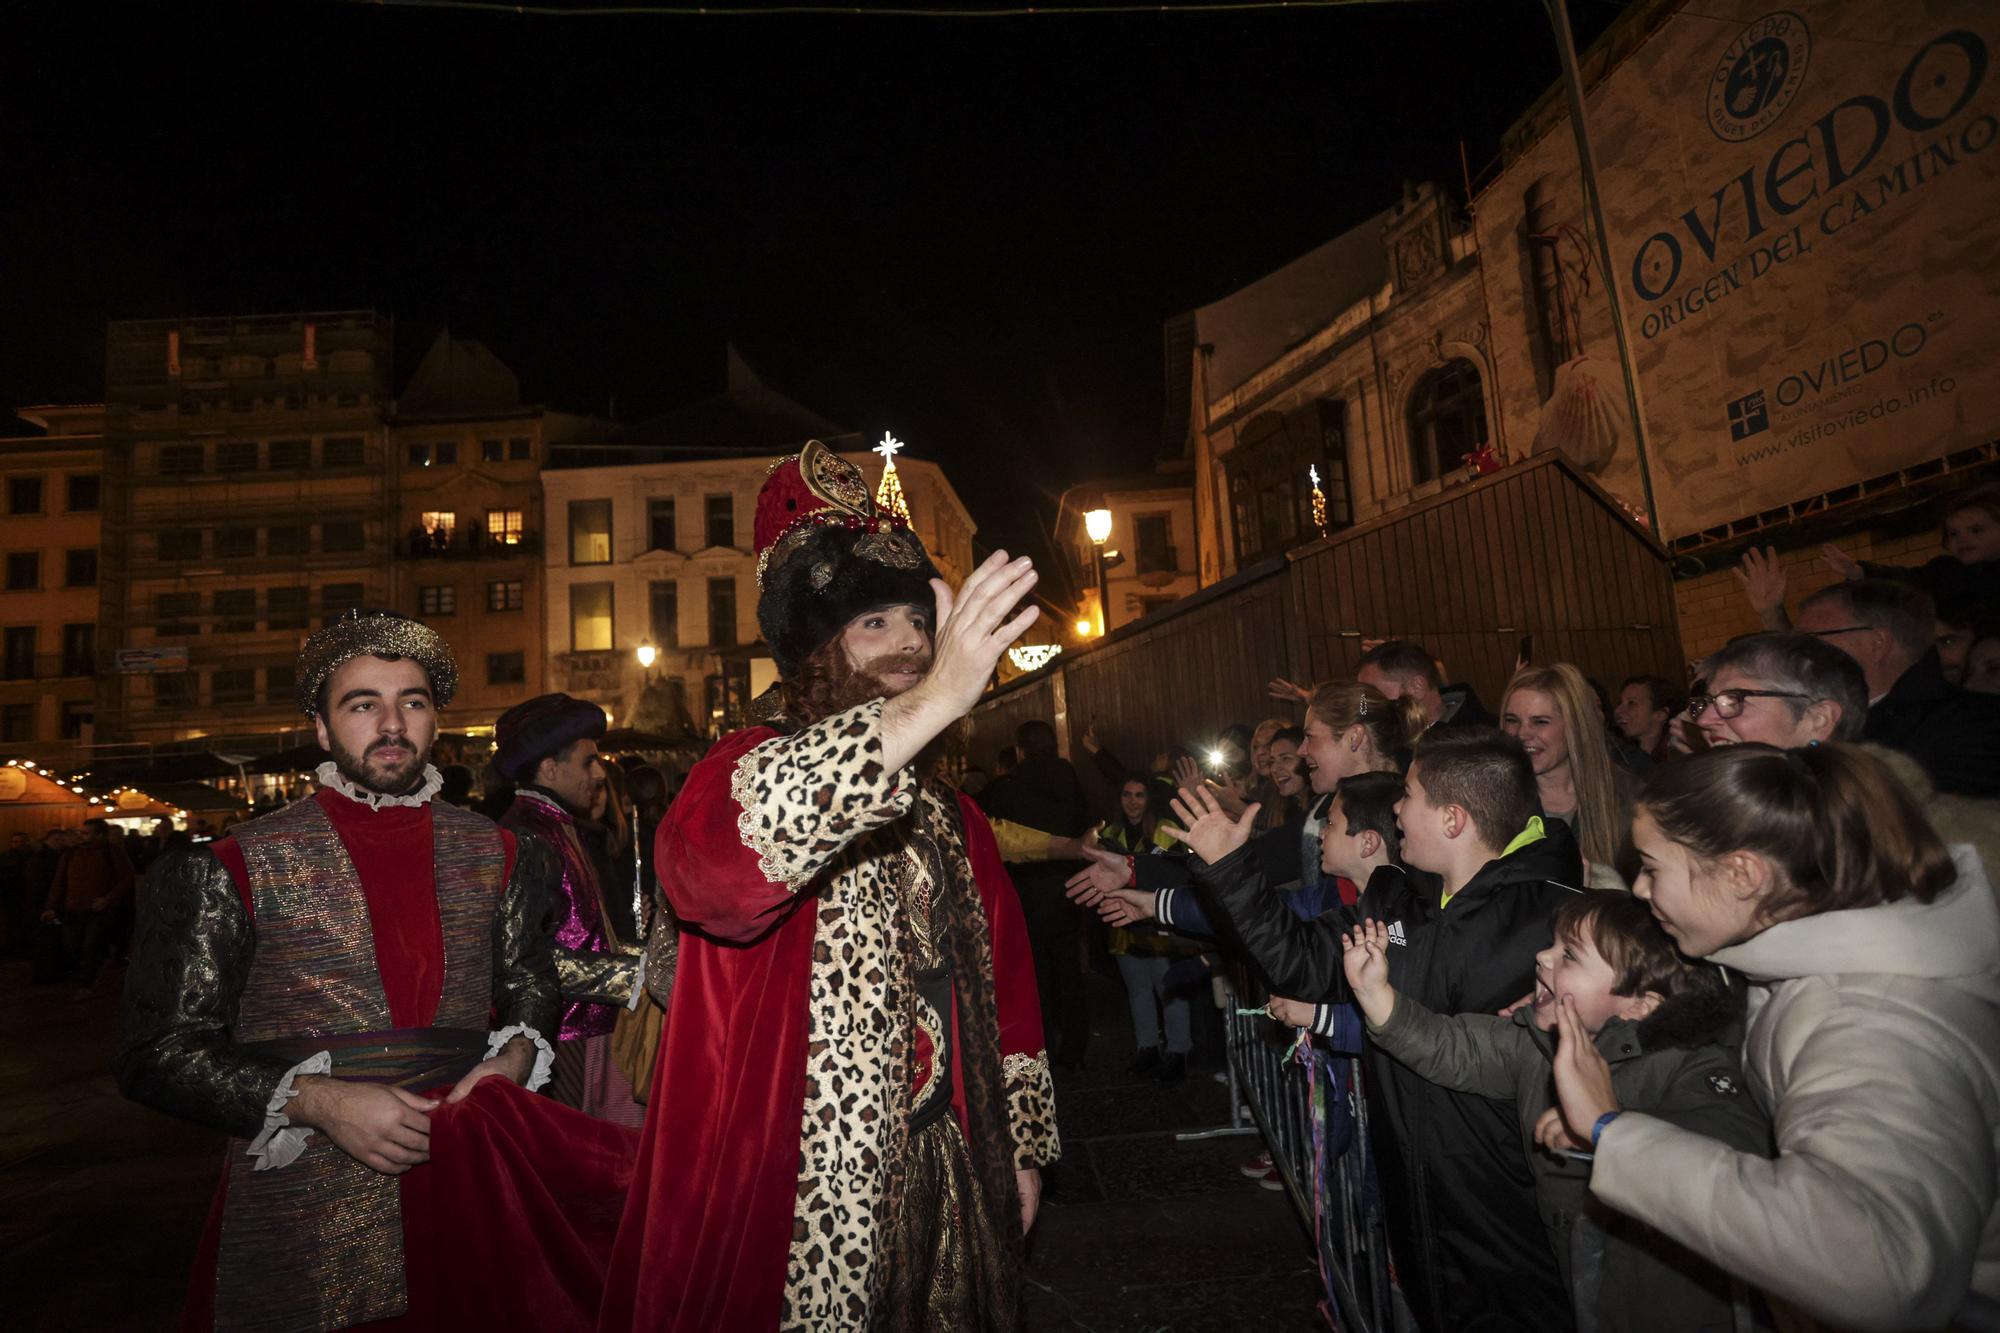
[969,452,1684,776]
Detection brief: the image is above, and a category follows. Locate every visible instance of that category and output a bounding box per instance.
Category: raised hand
[1821,541,1864,581]
[1171,754,1204,796]
[882,551,1039,773]
[1549,994,1619,1149]
[1266,675,1313,706]
[1163,785,1259,865]
[1341,921,1394,1026]
[922,551,1040,718]
[1733,546,1790,628]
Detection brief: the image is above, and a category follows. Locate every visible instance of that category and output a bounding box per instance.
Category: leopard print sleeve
[1003,1050,1061,1170]
[730,698,917,891]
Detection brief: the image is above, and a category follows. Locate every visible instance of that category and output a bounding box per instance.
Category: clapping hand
[1543,994,1618,1154]
[1163,785,1259,865]
[1340,920,1395,1025]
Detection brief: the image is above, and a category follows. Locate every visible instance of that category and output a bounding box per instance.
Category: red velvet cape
[597,724,1043,1332]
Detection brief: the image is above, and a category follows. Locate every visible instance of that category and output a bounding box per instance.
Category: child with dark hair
[1550,743,1999,1330]
[1164,727,1584,1333]
[1335,895,1767,1332]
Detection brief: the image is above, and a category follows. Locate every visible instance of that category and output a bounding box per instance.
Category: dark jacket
[1191,818,1585,1333]
[978,752,1090,938]
[1370,981,1770,1333]
[1437,681,1496,730]
[1861,554,2000,617]
[1864,648,2000,798]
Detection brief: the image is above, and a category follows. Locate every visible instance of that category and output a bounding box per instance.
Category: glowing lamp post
[1083,508,1113,637]
[636,639,658,683]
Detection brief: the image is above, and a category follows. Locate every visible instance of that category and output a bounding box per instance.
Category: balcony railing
[400,530,544,560]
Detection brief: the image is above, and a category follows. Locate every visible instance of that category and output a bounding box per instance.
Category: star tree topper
[874,431,911,521]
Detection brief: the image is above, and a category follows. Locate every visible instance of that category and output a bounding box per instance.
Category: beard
[327,730,429,795]
[778,641,959,774]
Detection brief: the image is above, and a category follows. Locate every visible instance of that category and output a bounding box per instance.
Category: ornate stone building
[1168,181,1499,586]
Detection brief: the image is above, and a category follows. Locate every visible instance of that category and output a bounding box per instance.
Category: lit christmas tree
[874,431,911,521]
[1309,464,1328,538]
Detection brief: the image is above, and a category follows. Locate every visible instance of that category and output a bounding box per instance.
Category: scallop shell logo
[1706,11,1812,143]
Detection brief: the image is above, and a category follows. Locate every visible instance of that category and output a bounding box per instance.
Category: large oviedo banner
[1554,1,1999,538]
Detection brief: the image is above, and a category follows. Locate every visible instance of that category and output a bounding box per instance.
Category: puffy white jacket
[1593,846,2000,1332]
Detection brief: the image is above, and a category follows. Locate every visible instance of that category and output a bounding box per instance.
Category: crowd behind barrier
[975,476,2000,1332]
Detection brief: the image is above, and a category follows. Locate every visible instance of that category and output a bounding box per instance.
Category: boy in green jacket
[1337,894,1770,1333]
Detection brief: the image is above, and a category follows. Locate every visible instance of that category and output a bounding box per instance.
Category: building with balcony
[1166,181,1492,589]
[389,331,601,731]
[1055,467,1199,636]
[0,406,104,754]
[541,353,976,737]
[100,312,396,744]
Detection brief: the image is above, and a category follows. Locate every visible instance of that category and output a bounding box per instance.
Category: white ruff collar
[315,761,443,810]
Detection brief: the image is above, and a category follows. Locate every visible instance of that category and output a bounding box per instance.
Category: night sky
[3,0,1626,567]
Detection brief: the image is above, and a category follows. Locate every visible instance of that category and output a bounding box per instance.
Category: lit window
[571,583,613,651]
[487,510,524,545]
[421,511,457,541]
[569,500,612,565]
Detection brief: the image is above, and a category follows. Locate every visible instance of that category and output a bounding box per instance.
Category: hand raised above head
[1162,784,1258,864]
[921,552,1041,719]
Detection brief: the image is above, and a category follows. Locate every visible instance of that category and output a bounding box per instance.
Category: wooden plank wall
[967,454,1684,781]
[1289,456,1685,706]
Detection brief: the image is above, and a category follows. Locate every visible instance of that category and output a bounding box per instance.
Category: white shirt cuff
[628,953,647,1010]
[486,1024,555,1092]
[247,1050,331,1171]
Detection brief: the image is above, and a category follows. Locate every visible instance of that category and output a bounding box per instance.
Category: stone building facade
[0,406,104,754]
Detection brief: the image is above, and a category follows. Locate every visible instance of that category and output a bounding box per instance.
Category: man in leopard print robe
[599,443,1059,1333]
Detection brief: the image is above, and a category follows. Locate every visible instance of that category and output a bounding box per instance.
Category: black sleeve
[1247,818,1303,886]
[114,848,294,1139]
[493,834,564,1035]
[1134,853,1197,892]
[1189,843,1350,1002]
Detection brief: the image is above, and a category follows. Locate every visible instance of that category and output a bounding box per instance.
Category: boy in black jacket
[1170,728,1581,1333]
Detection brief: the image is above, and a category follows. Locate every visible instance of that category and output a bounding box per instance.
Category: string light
[873,432,911,522]
[1309,464,1328,538]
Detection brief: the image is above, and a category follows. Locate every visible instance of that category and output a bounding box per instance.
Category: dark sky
[2,0,1626,566]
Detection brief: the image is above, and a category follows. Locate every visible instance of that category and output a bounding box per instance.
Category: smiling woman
[1501,663,1632,880]
[1566,743,2000,1330]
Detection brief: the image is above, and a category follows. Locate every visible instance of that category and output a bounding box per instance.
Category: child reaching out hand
[1338,895,1770,1333]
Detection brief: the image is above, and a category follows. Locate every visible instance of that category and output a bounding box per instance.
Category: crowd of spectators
[975,481,2000,1332]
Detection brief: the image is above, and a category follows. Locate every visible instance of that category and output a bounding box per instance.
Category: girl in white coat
[1544,743,2000,1332]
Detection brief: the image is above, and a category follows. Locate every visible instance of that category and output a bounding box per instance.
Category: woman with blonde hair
[1301,681,1425,787]
[1502,663,1634,884]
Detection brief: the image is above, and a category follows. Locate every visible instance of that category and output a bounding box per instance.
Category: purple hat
[493,693,606,782]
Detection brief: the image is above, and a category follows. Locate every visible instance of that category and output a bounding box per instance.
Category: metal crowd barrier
[1220,995,1395,1333]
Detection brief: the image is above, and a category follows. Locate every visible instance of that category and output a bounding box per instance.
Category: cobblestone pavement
[1,959,1321,1332]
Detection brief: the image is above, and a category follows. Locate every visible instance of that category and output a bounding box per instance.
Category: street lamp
[1083,508,1112,636]
[636,639,658,671]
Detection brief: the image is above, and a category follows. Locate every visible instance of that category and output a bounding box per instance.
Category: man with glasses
[1687,632,1869,751]
[1795,579,2000,796]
